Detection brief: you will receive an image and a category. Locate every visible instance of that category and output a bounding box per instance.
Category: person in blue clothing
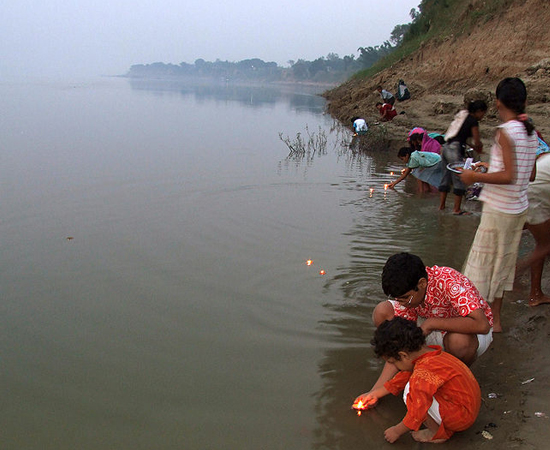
[388,147,443,193]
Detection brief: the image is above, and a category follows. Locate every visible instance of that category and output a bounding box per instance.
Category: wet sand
[468,265,550,449]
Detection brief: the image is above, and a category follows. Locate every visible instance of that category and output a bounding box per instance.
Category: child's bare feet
[529,294,550,307]
[411,429,447,443]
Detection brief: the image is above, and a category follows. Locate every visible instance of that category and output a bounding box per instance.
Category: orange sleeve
[384,370,412,396]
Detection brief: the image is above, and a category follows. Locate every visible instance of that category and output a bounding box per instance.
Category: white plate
[447,162,465,173]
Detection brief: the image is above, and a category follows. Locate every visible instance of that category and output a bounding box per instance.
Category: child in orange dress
[354,317,481,444]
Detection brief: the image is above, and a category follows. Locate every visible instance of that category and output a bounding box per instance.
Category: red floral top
[393,266,493,327]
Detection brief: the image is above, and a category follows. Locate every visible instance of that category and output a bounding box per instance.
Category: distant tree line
[127,44,399,83]
[126,20,413,83]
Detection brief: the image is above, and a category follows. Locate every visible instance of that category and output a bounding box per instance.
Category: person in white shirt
[351,117,368,135]
[377,85,395,105]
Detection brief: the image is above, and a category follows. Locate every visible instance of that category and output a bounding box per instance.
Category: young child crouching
[355,317,481,444]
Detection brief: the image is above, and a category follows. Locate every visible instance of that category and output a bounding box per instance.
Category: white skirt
[463,204,527,302]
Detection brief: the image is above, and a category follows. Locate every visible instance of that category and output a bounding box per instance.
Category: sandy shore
[462,264,550,449]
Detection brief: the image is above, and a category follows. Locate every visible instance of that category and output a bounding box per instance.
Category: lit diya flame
[352,399,365,416]
[390,171,394,176]
[306,259,313,266]
[352,398,376,416]
[384,184,388,190]
[319,269,326,275]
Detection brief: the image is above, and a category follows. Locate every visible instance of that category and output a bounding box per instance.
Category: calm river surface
[0,78,482,449]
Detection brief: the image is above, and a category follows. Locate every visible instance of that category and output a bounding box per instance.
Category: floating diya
[319,269,326,275]
[351,398,377,416]
[384,184,388,190]
[306,259,313,266]
[390,171,395,176]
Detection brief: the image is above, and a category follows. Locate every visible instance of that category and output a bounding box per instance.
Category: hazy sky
[1,0,419,79]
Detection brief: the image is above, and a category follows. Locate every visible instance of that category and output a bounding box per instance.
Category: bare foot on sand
[411,429,447,443]
[529,295,550,307]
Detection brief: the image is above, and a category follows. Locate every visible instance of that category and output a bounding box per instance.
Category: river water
[0,78,482,449]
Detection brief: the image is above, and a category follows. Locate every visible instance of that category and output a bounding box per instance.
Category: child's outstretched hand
[352,392,378,411]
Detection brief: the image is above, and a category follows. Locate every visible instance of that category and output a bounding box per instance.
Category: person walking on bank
[522,146,550,306]
[439,100,488,214]
[460,78,537,332]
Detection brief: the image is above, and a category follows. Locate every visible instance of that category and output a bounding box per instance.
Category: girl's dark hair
[468,100,488,114]
[371,317,425,360]
[433,135,445,145]
[397,147,413,158]
[496,77,534,135]
[382,252,428,297]
[409,133,423,143]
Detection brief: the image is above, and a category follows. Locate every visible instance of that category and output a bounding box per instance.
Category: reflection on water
[0,78,485,450]
[128,78,327,113]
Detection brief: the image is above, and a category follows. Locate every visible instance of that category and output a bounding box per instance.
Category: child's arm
[389,168,412,188]
[384,421,412,443]
[354,384,391,407]
[460,129,516,185]
[421,308,491,335]
[471,125,483,153]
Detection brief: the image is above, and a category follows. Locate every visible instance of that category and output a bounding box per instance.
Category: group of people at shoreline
[351,77,550,444]
[388,99,488,214]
